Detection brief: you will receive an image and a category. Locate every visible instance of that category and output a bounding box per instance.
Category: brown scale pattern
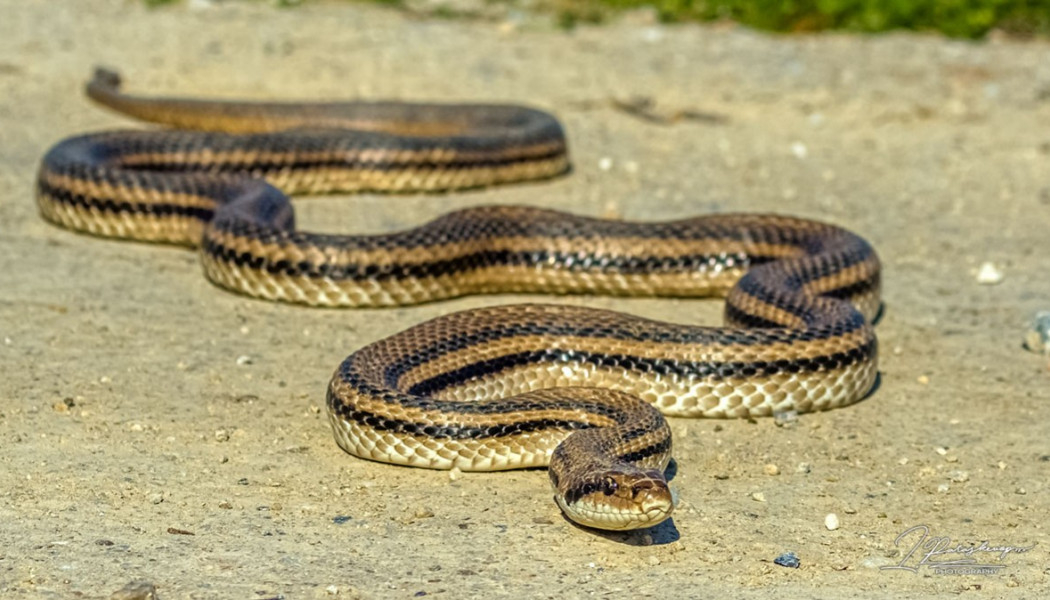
[36,68,882,531]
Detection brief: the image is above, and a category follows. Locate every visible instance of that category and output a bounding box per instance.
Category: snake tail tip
[90,67,123,90]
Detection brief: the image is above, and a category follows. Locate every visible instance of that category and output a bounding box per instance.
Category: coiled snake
[37,69,881,531]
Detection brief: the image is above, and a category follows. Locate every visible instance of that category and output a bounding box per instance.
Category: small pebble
[641,26,664,43]
[600,199,623,219]
[448,467,462,482]
[790,142,808,159]
[1023,311,1050,355]
[917,375,930,385]
[774,552,801,568]
[975,261,1004,285]
[796,462,812,474]
[773,410,799,427]
[825,513,840,530]
[109,581,158,600]
[934,446,948,456]
[860,556,896,569]
[937,483,950,493]
[598,157,613,171]
[751,492,766,502]
[235,355,253,366]
[764,464,780,476]
[948,470,969,483]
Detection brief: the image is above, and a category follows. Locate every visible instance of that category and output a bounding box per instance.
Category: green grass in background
[141,0,1050,38]
[555,0,1050,37]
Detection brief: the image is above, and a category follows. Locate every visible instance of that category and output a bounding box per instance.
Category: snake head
[555,469,674,531]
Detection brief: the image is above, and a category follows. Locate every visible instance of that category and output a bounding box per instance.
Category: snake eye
[601,476,618,496]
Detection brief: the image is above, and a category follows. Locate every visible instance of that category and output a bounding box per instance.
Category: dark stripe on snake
[119,152,568,173]
[338,408,597,439]
[403,340,877,397]
[204,242,763,280]
[616,436,673,464]
[38,182,216,221]
[381,316,869,389]
[331,369,637,420]
[823,277,880,301]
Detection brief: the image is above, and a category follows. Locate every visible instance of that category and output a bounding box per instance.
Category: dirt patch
[1,1,1047,597]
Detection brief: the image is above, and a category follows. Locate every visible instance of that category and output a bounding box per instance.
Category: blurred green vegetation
[554,0,1050,37]
[141,0,1050,38]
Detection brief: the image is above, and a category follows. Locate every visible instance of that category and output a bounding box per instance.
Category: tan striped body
[37,68,881,531]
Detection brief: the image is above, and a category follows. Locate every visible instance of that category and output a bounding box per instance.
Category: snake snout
[630,474,673,513]
[631,479,660,498]
[605,470,673,529]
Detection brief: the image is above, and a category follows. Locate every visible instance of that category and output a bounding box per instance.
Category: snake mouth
[557,496,675,531]
[556,476,675,531]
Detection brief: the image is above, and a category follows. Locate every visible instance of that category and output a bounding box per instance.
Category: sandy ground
[2,1,1049,598]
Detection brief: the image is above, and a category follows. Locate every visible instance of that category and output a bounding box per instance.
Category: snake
[37,68,881,531]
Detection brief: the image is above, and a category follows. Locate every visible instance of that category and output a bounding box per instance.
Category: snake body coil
[37,69,881,531]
